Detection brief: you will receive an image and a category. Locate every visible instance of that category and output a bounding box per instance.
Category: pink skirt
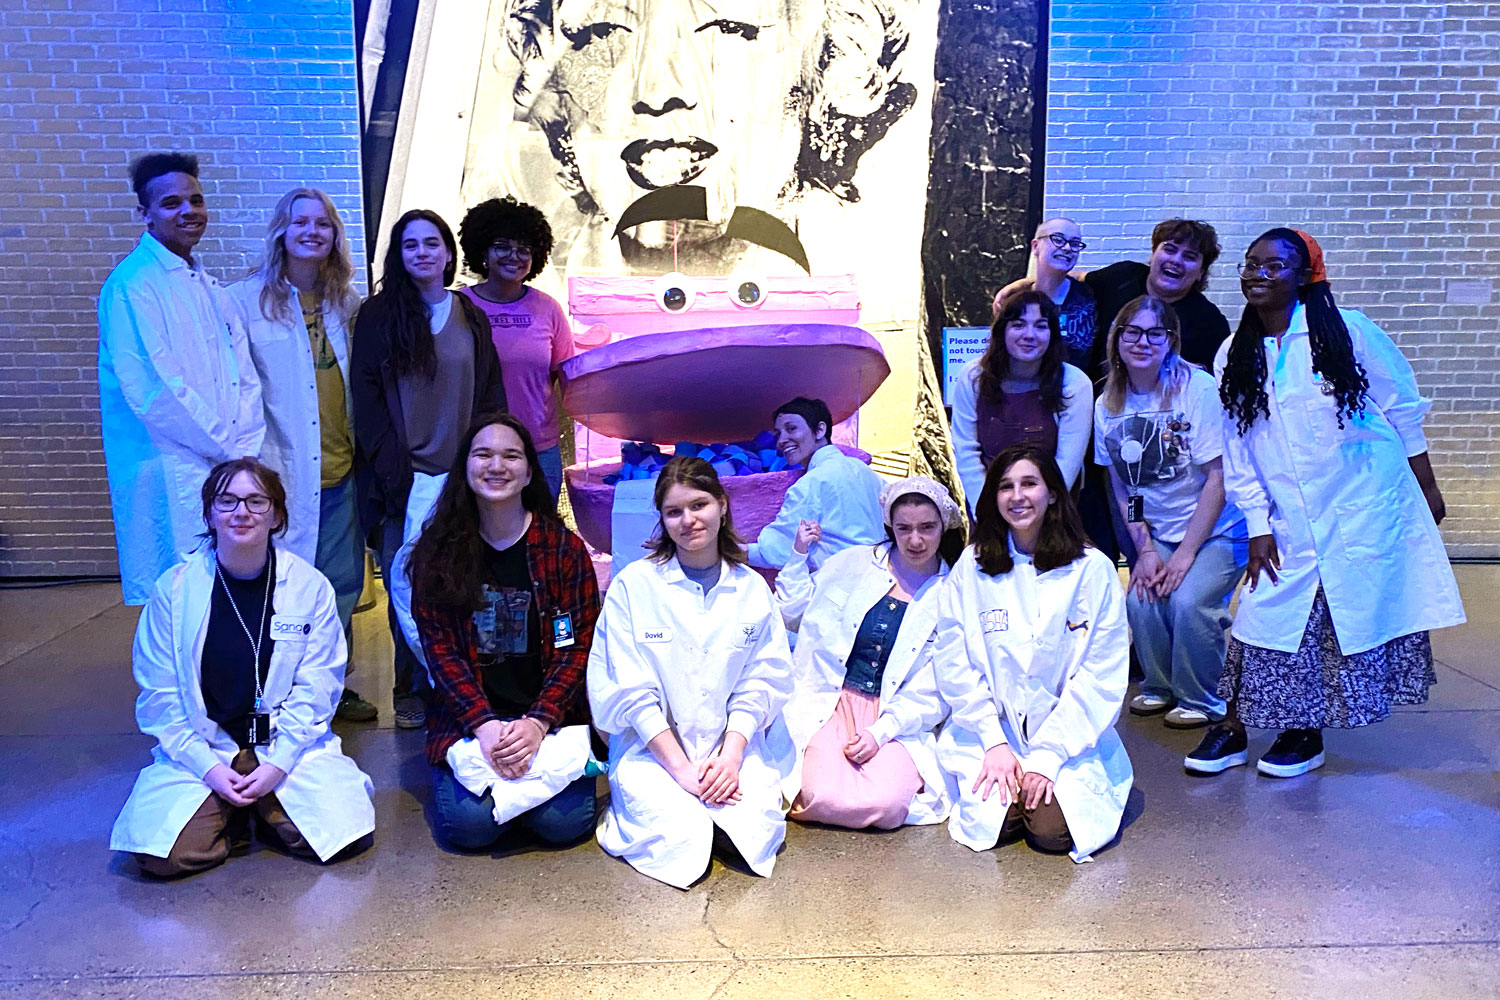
[789,687,922,830]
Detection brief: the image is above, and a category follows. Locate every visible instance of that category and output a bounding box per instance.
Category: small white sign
[943,326,991,405]
[1445,279,1493,306]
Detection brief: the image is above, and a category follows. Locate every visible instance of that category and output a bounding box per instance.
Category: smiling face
[773,412,826,467]
[995,458,1053,539]
[659,481,725,557]
[1003,303,1051,366]
[400,218,452,287]
[1240,237,1303,313]
[1031,218,1083,277]
[1117,305,1169,380]
[466,423,533,507]
[485,238,534,285]
[283,197,335,266]
[211,469,276,553]
[532,0,816,240]
[890,497,943,570]
[1147,238,1206,301]
[140,172,207,259]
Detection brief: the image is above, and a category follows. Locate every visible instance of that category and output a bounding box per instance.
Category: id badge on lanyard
[248,698,271,747]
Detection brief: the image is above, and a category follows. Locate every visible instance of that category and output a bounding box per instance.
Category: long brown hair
[977,287,1067,414]
[646,457,748,567]
[374,208,459,378]
[409,413,558,610]
[971,445,1089,575]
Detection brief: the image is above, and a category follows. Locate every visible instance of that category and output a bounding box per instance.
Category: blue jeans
[536,444,563,499]
[431,765,597,850]
[315,476,364,633]
[1127,533,1247,718]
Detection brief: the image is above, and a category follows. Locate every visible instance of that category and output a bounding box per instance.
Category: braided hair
[1220,228,1370,435]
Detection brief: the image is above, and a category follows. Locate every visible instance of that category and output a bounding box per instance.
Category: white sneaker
[1129,693,1172,716]
[1164,706,1213,729]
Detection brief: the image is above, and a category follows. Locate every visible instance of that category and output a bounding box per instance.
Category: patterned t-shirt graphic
[474,585,532,663]
[1099,408,1193,491]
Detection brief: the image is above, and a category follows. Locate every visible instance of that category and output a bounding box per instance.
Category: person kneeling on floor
[111,458,376,876]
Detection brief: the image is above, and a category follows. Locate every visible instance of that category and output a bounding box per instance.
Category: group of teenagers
[98,152,1465,888]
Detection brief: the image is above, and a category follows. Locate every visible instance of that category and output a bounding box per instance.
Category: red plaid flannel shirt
[416,516,601,765]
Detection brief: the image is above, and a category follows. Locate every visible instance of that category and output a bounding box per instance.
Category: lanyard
[215,554,273,711]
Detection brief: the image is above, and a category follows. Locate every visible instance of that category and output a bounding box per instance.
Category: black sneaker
[1256,728,1324,778]
[1184,725,1249,774]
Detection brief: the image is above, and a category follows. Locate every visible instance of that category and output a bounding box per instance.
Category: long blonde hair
[1100,295,1194,415]
[253,187,360,326]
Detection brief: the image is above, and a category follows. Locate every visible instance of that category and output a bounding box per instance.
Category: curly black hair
[1220,227,1370,436]
[130,152,199,205]
[457,196,554,280]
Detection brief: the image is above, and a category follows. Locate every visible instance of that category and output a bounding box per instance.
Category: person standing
[1082,219,1231,370]
[1094,296,1247,729]
[457,197,576,497]
[950,290,1092,518]
[352,209,507,729]
[98,152,264,604]
[994,218,1100,378]
[230,188,376,723]
[1186,228,1465,777]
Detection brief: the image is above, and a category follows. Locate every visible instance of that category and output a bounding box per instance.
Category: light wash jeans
[1127,533,1247,718]
[314,475,364,632]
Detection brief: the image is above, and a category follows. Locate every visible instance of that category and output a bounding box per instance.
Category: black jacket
[350,292,506,537]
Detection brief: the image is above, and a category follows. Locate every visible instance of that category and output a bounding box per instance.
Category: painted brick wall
[1046,2,1500,556]
[0,1,365,576]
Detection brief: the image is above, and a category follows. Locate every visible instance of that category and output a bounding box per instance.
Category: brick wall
[1046,2,1500,556]
[0,1,365,576]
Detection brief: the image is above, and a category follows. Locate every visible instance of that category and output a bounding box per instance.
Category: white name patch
[637,627,674,644]
[980,609,1009,634]
[269,614,313,640]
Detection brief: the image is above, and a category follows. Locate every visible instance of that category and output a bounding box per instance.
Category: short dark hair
[1150,218,1222,292]
[772,397,834,443]
[131,152,200,206]
[199,457,289,542]
[457,196,555,280]
[970,445,1088,576]
[647,456,748,567]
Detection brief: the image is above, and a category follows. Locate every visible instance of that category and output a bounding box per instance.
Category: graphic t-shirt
[460,286,575,450]
[473,535,544,718]
[1093,367,1245,544]
[1054,279,1101,379]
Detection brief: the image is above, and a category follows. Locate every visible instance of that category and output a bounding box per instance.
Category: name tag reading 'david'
[638,627,674,643]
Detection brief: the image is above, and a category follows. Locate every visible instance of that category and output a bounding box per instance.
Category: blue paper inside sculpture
[603,433,795,485]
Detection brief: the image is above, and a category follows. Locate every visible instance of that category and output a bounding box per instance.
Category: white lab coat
[98,235,265,604]
[110,547,376,862]
[774,544,955,825]
[1214,306,1465,654]
[933,543,1132,862]
[950,359,1093,515]
[227,277,355,566]
[588,556,796,889]
[748,444,887,572]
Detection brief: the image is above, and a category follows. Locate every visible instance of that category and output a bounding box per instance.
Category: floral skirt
[1218,588,1434,730]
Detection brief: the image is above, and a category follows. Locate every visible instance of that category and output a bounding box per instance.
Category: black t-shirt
[1055,278,1102,380]
[473,535,544,719]
[202,551,276,749]
[1084,260,1232,370]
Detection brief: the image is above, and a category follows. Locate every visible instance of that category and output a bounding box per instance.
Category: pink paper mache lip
[559,323,890,444]
[568,274,860,335]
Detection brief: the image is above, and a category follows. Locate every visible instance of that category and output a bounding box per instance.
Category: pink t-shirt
[459,285,576,450]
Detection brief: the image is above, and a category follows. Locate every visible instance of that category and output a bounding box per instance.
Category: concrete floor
[0,568,1497,999]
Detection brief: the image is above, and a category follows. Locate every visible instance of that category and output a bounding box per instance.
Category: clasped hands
[973,743,1054,810]
[668,731,747,807]
[476,716,548,780]
[203,760,286,808]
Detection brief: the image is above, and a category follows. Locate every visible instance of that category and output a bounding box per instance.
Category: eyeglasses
[489,241,533,259]
[1240,259,1294,279]
[1045,233,1087,253]
[1119,325,1170,345]
[213,492,272,514]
